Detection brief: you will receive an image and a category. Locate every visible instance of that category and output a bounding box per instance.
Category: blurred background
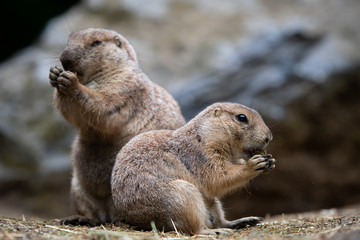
[1,0,359,220]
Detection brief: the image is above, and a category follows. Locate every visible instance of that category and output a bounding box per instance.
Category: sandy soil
[0,205,359,239]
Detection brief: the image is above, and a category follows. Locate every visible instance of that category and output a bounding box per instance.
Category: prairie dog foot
[60,215,98,227]
[200,228,234,236]
[226,216,264,229]
[200,216,262,235]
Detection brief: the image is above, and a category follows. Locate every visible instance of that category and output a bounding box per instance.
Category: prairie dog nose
[265,131,273,144]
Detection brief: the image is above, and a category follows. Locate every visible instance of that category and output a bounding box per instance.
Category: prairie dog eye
[236,114,248,124]
[91,40,102,47]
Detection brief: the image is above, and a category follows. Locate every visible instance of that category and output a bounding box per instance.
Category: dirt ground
[0,205,359,240]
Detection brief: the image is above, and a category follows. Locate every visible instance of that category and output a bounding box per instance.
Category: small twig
[170,219,181,236]
[45,225,78,234]
[317,225,342,235]
[151,221,160,239]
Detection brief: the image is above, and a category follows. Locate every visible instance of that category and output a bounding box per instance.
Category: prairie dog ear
[114,36,122,48]
[114,36,138,62]
[213,108,221,117]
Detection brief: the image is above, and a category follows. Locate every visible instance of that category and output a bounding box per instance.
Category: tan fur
[111,102,275,234]
[49,28,185,225]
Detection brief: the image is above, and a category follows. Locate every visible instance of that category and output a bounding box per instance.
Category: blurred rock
[0,0,360,218]
[175,30,324,120]
[224,66,360,219]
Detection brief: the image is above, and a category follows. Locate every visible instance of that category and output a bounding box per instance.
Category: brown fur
[111,102,275,235]
[49,28,185,225]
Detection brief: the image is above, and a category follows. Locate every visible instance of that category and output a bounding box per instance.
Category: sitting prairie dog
[111,102,275,235]
[49,28,185,226]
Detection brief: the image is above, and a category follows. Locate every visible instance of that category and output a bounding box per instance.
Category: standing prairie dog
[49,28,185,226]
[111,102,275,235]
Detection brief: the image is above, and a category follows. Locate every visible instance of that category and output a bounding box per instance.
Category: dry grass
[0,208,359,240]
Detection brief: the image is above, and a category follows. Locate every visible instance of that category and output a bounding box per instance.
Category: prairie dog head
[59,28,138,84]
[199,103,273,162]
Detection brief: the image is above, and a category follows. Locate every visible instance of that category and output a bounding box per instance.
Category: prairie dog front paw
[49,66,63,87]
[56,71,80,95]
[247,154,275,175]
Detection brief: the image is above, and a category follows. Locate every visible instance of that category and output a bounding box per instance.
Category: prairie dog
[49,28,185,226]
[111,102,275,234]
